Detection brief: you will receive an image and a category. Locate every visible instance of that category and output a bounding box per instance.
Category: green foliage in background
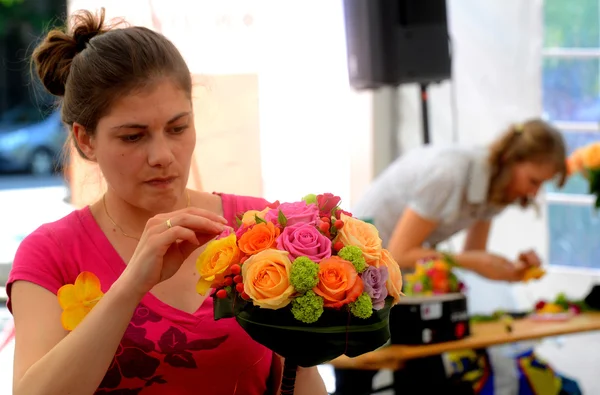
[0,0,63,40]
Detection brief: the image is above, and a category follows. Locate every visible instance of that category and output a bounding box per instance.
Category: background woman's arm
[463,220,491,251]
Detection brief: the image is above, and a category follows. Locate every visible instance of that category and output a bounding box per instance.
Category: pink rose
[265,201,319,226]
[276,223,332,262]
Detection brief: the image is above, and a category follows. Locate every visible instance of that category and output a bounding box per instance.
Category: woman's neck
[100,190,189,241]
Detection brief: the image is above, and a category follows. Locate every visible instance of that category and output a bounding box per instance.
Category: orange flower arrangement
[566,141,600,207]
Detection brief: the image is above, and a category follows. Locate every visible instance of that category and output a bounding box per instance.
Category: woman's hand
[121,207,228,296]
[518,249,542,268]
[465,252,527,282]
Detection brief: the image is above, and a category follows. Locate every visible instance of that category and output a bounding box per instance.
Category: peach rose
[238,221,281,255]
[334,213,382,265]
[242,249,295,309]
[196,233,241,295]
[313,256,363,308]
[378,249,403,304]
[241,207,272,227]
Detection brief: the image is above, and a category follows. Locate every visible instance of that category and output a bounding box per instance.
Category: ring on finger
[166,218,173,229]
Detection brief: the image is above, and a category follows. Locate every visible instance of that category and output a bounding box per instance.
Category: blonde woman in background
[335,119,568,395]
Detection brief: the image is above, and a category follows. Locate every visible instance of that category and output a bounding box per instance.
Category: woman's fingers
[153,225,200,248]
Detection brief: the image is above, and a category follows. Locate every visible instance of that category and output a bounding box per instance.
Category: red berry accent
[235,283,245,293]
[334,219,344,229]
[234,275,243,284]
[241,291,250,300]
[216,289,228,299]
[535,300,546,310]
[334,241,344,251]
[240,256,248,264]
[230,264,241,275]
[319,221,330,233]
[321,216,331,223]
[224,277,233,286]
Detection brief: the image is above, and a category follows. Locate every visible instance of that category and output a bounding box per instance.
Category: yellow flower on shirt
[57,272,104,331]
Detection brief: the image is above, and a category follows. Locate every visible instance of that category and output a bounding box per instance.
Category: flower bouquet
[566,141,600,207]
[195,193,403,391]
[403,257,465,296]
[530,293,585,322]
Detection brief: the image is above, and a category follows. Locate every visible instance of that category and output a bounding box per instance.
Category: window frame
[542,5,600,271]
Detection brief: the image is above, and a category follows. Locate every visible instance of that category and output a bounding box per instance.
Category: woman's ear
[72,122,96,161]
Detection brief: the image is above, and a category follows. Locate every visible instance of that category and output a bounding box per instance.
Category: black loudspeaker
[343,0,452,90]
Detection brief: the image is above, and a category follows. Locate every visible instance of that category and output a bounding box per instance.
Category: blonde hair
[487,119,567,207]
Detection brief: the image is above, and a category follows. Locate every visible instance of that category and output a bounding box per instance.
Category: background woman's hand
[518,249,542,268]
[122,207,228,296]
[469,252,527,282]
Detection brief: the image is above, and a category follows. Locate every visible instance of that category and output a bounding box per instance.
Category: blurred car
[0,106,66,176]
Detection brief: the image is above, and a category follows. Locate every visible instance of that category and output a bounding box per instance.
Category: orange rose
[242,249,295,309]
[241,207,272,227]
[196,233,241,295]
[313,256,363,308]
[238,222,280,255]
[378,249,403,304]
[334,213,382,265]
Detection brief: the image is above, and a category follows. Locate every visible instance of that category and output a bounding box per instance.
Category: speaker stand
[420,83,431,145]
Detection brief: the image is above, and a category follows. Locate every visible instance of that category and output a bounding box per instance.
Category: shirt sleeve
[406,158,467,222]
[6,225,66,313]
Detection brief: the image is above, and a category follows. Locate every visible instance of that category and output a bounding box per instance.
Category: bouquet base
[213,293,393,367]
[389,293,470,345]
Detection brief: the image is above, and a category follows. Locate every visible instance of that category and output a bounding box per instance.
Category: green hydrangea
[302,194,317,205]
[290,257,320,293]
[338,246,367,273]
[291,291,324,323]
[350,292,373,319]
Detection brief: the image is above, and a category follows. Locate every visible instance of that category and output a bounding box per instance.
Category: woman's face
[76,78,196,212]
[505,161,557,202]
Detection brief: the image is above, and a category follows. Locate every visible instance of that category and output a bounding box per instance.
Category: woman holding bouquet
[335,119,568,394]
[6,9,326,395]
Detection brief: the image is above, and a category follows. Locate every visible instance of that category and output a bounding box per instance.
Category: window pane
[544,0,600,48]
[548,203,600,268]
[546,131,600,194]
[542,58,600,121]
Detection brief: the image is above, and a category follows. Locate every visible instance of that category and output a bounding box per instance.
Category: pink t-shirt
[6,193,275,395]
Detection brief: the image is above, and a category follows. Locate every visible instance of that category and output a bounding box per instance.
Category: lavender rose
[276,223,332,262]
[362,266,389,310]
[265,201,319,226]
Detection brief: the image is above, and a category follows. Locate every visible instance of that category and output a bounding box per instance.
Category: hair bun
[32,8,108,97]
[72,9,107,52]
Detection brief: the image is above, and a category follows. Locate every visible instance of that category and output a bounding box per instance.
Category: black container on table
[389,293,470,345]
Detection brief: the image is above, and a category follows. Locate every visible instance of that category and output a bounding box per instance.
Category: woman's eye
[120,134,143,142]
[172,125,188,134]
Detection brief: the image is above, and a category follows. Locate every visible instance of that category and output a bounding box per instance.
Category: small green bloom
[350,292,373,319]
[291,290,324,323]
[290,257,320,293]
[338,245,367,273]
[302,194,318,205]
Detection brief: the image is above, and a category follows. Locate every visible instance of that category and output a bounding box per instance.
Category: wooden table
[330,312,600,371]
